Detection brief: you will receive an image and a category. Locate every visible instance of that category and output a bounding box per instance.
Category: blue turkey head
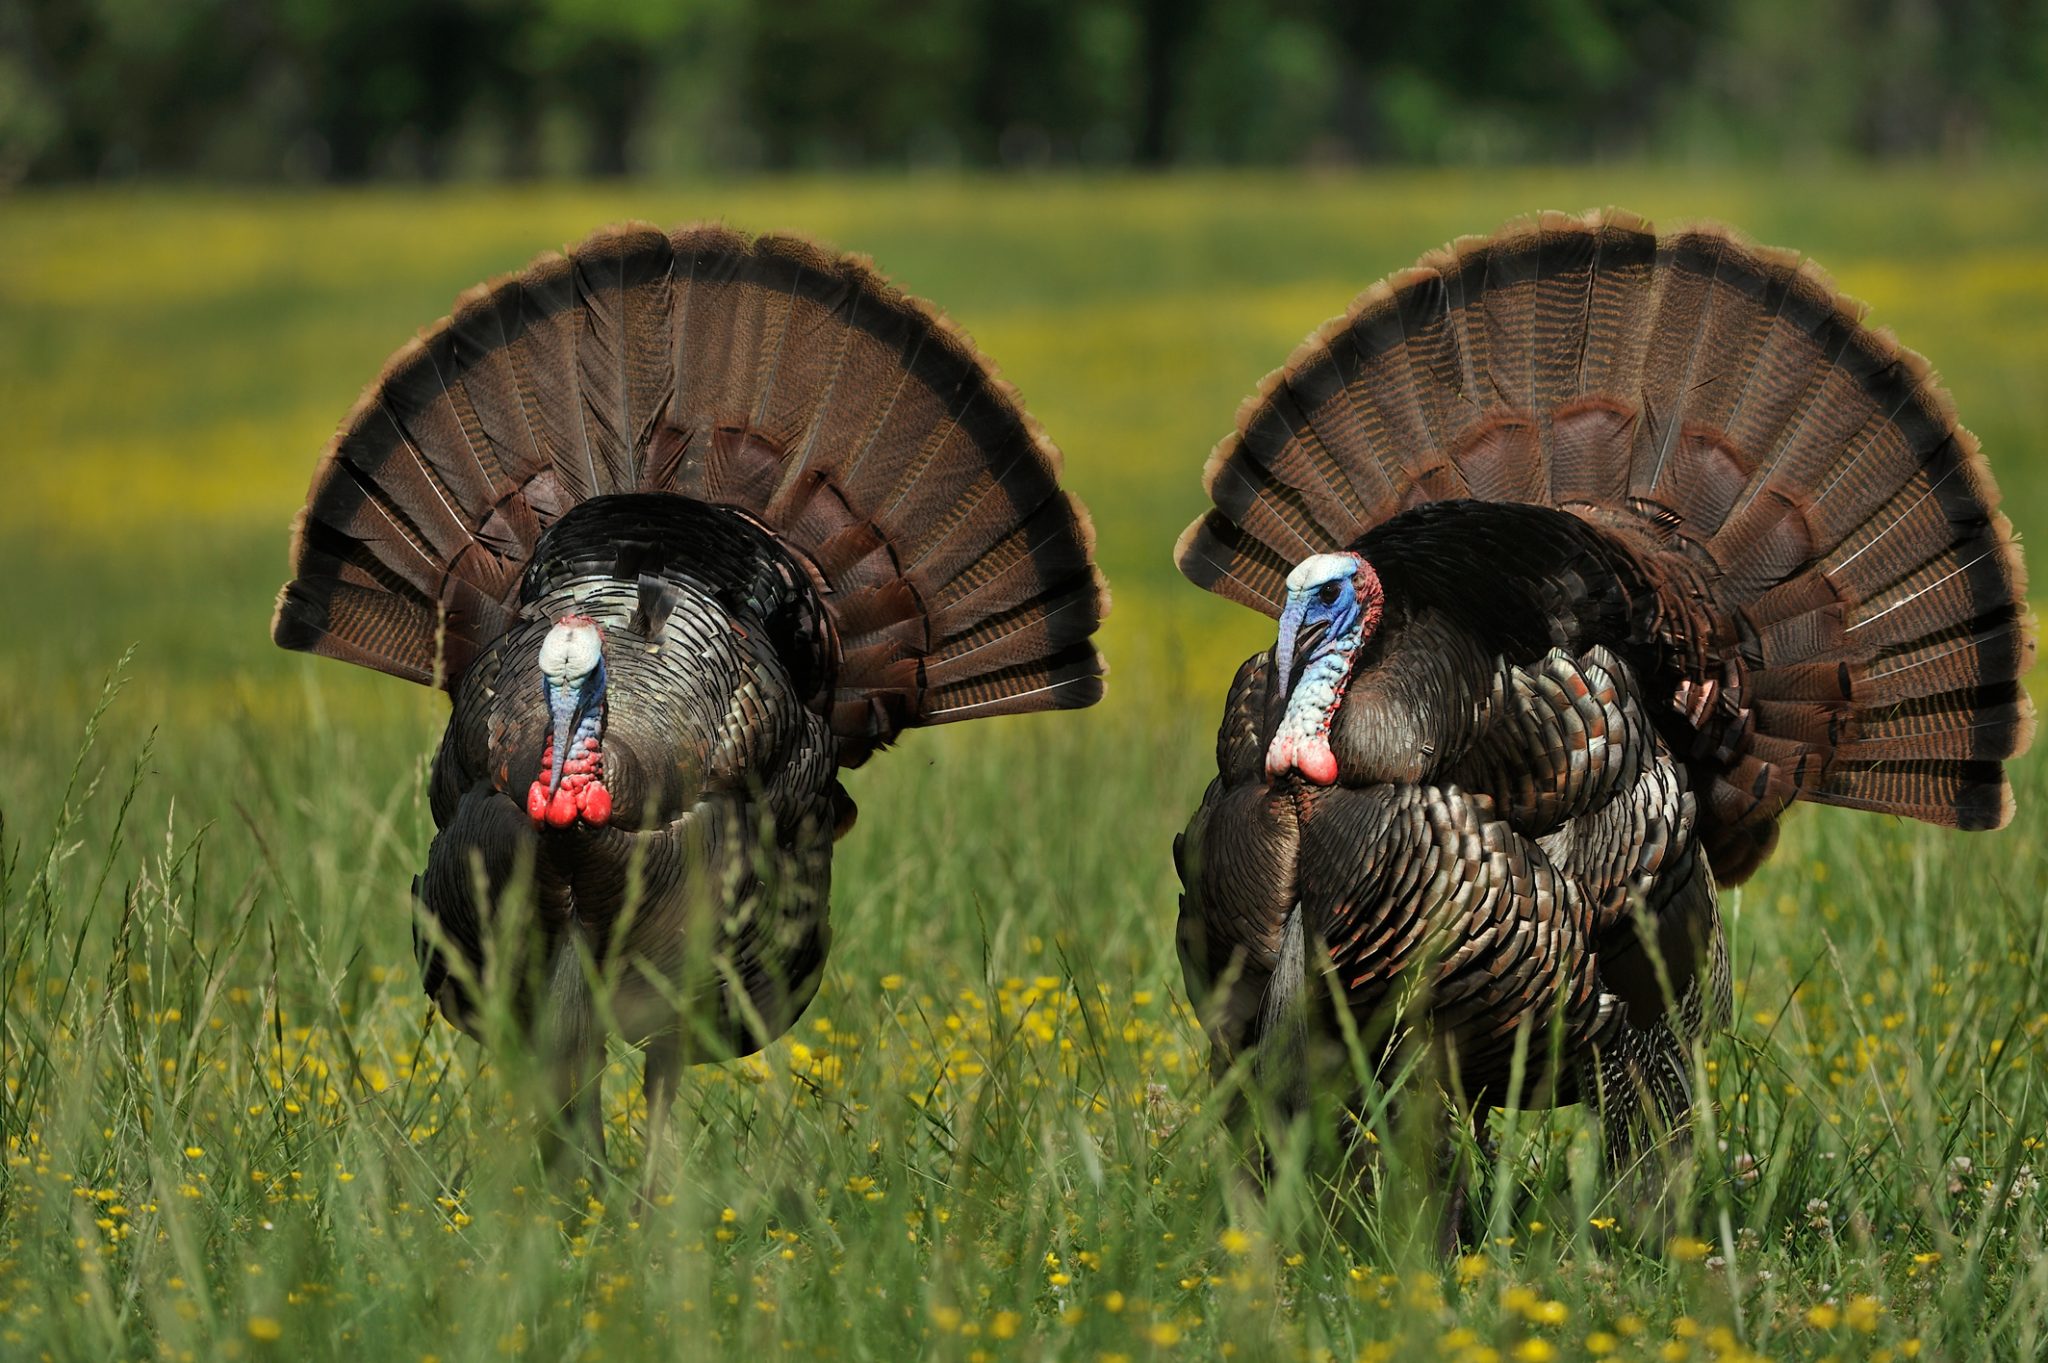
[1266,552,1385,783]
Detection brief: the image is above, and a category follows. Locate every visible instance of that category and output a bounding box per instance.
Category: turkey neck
[489,583,832,830]
[1261,599,1496,790]
[1312,500,1695,787]
[1256,503,1694,792]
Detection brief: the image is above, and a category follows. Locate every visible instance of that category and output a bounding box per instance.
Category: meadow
[2,168,2045,1362]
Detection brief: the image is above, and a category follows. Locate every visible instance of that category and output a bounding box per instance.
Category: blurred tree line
[2,0,2044,183]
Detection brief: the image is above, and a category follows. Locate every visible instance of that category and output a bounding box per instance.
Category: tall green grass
[1,170,2044,1360]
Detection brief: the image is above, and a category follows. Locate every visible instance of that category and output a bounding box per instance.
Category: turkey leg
[536,938,606,1185]
[637,1031,684,1214]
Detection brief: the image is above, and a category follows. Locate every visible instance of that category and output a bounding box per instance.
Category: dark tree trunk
[501,99,542,179]
[1135,0,1203,166]
[579,46,649,178]
[325,119,375,181]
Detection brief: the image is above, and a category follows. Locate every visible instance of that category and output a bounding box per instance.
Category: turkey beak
[1273,599,1330,697]
[1290,618,1330,686]
[1269,598,1325,735]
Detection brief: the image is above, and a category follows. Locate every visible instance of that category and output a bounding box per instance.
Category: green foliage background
[1,171,2045,1360]
[6,0,2048,181]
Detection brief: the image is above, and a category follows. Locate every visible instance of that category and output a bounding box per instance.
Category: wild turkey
[1171,210,2033,1195]
[273,222,1107,1170]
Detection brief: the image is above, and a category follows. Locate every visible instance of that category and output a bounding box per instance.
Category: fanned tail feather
[1176,209,2033,873]
[276,222,1108,755]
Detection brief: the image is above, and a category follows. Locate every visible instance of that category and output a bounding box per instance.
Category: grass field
[2,168,2045,1362]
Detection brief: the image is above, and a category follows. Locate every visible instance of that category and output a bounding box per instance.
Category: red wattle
[527,734,605,828]
[1297,744,1339,785]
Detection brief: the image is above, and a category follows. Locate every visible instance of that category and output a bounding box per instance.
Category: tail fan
[1176,209,2032,873]
[275,223,1108,758]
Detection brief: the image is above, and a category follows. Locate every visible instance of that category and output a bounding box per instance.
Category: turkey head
[526,616,613,829]
[1266,552,1383,784]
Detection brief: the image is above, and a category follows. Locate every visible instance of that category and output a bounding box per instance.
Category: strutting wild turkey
[1171,210,2034,1195]
[273,223,1107,1168]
